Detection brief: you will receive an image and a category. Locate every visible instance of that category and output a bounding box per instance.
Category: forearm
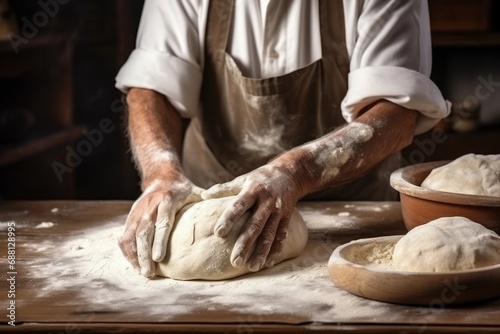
[274,100,418,196]
[126,88,184,188]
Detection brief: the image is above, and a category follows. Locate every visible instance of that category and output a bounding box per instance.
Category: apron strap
[206,0,234,60]
[319,0,349,66]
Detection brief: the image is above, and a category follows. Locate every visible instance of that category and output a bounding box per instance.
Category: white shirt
[116,0,451,134]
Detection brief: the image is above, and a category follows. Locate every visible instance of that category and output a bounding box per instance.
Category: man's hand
[122,88,199,277]
[202,100,418,274]
[119,170,203,278]
[202,162,306,272]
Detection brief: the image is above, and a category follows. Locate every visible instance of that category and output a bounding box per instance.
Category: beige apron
[183,0,399,200]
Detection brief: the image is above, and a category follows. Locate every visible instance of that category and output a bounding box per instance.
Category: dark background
[1,0,144,200]
[1,0,499,200]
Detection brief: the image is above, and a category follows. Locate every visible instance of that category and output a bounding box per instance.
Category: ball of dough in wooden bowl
[156,196,308,280]
[392,216,500,272]
[421,153,500,197]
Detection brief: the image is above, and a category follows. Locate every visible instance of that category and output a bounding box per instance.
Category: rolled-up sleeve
[115,0,206,118]
[342,0,451,135]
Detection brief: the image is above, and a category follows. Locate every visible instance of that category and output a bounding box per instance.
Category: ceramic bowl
[389,160,500,234]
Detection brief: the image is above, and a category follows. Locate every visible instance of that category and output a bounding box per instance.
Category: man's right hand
[121,88,201,277]
[118,169,203,277]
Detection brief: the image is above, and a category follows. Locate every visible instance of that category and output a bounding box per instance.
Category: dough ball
[156,196,308,280]
[392,216,500,272]
[421,153,500,197]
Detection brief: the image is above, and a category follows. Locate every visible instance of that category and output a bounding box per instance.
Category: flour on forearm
[301,122,374,185]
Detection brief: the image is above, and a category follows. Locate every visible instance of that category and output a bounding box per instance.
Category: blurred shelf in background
[0,0,143,200]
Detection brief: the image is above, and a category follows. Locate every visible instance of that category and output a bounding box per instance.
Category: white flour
[298,203,394,231]
[242,126,286,158]
[300,209,362,230]
[347,242,394,268]
[14,214,414,323]
[241,93,289,158]
[302,122,374,183]
[338,212,351,217]
[35,222,55,228]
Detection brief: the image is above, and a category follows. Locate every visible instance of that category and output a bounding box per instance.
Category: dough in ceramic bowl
[420,153,500,197]
[392,216,500,272]
[156,196,308,280]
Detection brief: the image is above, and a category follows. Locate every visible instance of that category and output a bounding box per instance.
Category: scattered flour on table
[20,216,410,322]
[300,203,393,231]
[300,209,361,230]
[35,222,55,228]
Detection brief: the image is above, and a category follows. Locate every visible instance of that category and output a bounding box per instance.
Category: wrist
[271,149,318,198]
[140,158,184,190]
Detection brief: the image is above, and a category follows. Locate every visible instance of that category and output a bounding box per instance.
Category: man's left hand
[202,162,305,272]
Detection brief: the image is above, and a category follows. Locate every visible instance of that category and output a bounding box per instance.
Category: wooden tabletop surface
[0,200,499,333]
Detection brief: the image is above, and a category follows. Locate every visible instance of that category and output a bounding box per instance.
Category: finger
[230,202,272,268]
[247,213,281,272]
[136,216,156,277]
[201,177,244,200]
[265,217,291,268]
[215,195,255,238]
[118,229,140,270]
[188,185,205,203]
[118,213,141,270]
[152,199,174,262]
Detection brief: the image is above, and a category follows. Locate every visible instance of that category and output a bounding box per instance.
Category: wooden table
[1,200,499,333]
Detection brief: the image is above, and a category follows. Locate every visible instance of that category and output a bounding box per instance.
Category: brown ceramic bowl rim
[390,160,500,207]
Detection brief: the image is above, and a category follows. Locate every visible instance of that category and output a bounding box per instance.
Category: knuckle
[160,190,176,202]
[250,213,268,231]
[251,252,267,265]
[253,184,272,199]
[138,189,173,208]
[232,199,247,214]
[280,217,291,229]
[118,230,134,248]
[233,244,246,257]
[261,217,281,245]
[118,235,128,248]
[262,202,275,214]
[261,229,277,246]
[140,211,154,223]
[275,228,288,245]
[137,227,151,240]
[246,224,262,239]
[125,209,140,224]
[155,218,172,230]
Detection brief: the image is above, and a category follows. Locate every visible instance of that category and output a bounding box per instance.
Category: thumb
[201,178,244,200]
[186,185,205,204]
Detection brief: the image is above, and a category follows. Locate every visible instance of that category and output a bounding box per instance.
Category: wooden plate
[328,236,500,306]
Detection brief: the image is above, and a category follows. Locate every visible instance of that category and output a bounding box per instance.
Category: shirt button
[269,50,279,59]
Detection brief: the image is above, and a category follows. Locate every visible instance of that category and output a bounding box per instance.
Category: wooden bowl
[390,160,500,234]
[328,236,500,305]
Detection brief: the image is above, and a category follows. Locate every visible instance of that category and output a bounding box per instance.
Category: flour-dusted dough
[392,217,500,272]
[421,153,500,197]
[156,196,308,280]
